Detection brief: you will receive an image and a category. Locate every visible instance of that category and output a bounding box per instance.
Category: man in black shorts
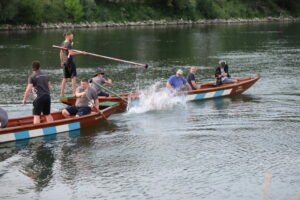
[62,79,100,118]
[22,61,54,124]
[60,32,86,97]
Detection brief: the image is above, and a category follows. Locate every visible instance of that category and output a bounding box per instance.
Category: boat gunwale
[186,74,260,95]
[59,74,261,105]
[0,104,119,135]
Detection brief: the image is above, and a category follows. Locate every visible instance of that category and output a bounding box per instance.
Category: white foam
[126,82,187,114]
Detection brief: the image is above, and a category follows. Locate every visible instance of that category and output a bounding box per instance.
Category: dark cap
[94,70,105,76]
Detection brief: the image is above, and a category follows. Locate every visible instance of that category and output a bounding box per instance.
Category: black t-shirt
[187,72,196,90]
[61,41,74,64]
[29,71,50,99]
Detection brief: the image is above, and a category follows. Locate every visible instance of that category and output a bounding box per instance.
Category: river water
[0,22,299,200]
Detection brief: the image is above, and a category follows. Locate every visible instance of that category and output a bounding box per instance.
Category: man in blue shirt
[166,69,191,92]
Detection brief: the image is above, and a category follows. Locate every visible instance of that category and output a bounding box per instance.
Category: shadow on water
[0,118,123,192]
[21,143,55,191]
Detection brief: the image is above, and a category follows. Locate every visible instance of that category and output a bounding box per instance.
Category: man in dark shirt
[187,66,201,90]
[60,32,86,97]
[22,61,54,124]
[215,60,238,85]
[91,71,112,97]
[62,79,100,118]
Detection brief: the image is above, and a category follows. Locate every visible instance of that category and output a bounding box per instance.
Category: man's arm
[166,81,173,89]
[48,81,52,90]
[75,91,86,98]
[190,80,200,89]
[185,83,192,91]
[104,79,112,85]
[22,84,33,104]
[59,50,64,67]
[94,99,100,112]
[75,88,86,98]
[215,68,222,78]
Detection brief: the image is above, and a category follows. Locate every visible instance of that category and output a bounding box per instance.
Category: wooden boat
[60,74,260,106]
[0,102,120,144]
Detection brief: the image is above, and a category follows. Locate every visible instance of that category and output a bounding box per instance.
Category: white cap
[176,69,183,75]
[218,60,226,66]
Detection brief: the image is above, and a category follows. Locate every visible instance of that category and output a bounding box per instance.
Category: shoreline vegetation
[1,0,300,31]
[1,17,300,31]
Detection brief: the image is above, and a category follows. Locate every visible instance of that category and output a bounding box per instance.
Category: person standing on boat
[187,66,201,90]
[166,69,192,92]
[215,60,238,85]
[62,79,100,118]
[91,71,112,97]
[60,32,86,97]
[0,108,8,128]
[22,61,54,124]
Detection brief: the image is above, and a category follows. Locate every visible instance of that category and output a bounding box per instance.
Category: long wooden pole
[52,45,148,69]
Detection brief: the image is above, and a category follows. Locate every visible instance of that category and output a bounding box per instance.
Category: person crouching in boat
[166,69,192,92]
[22,61,54,124]
[62,79,100,118]
[0,108,8,128]
[90,71,112,97]
[215,60,238,86]
[187,66,201,90]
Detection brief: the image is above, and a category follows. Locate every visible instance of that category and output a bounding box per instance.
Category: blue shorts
[66,105,91,116]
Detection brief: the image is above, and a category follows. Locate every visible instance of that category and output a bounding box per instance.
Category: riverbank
[1,17,300,31]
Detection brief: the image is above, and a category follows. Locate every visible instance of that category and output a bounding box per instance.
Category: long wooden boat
[60,74,260,107]
[0,102,120,144]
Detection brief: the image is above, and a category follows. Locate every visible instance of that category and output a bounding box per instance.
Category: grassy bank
[1,0,300,25]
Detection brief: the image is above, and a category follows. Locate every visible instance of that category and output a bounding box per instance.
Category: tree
[64,0,84,22]
[16,0,43,24]
[0,0,20,24]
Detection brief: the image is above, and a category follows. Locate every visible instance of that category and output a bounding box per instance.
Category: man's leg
[43,95,53,122]
[61,109,71,118]
[62,105,77,118]
[46,114,54,122]
[71,76,77,96]
[62,109,71,118]
[33,115,40,124]
[60,78,67,97]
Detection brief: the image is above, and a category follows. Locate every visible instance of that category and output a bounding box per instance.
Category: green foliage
[42,0,68,23]
[64,0,84,22]
[16,0,43,24]
[0,0,299,25]
[82,0,98,21]
[0,0,20,23]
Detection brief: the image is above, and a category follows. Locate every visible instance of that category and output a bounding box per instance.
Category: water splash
[126,82,187,114]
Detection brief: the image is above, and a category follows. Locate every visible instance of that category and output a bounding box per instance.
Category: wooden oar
[52,45,148,69]
[92,81,128,104]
